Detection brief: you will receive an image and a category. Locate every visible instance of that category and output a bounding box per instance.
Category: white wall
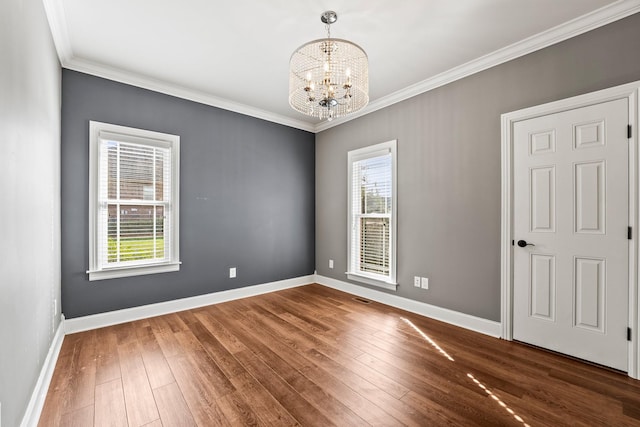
[0,0,62,425]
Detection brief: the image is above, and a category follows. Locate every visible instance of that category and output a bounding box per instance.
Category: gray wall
[0,0,62,425]
[62,70,315,318]
[316,13,640,322]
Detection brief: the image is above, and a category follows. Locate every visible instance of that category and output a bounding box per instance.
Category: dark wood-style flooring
[39,284,640,426]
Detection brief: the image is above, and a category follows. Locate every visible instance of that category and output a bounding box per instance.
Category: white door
[513,98,629,371]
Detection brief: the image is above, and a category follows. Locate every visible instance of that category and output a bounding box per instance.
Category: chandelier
[289,11,369,121]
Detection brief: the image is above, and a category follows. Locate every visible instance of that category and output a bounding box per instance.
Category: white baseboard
[64,275,315,334]
[315,274,502,338]
[20,316,65,427]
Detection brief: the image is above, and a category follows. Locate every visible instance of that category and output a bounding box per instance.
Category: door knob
[517,240,535,247]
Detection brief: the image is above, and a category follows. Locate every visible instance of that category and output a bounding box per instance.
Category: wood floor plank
[400,390,484,427]
[304,347,435,427]
[355,350,514,426]
[141,420,163,427]
[230,304,395,426]
[172,328,235,398]
[241,299,362,362]
[152,382,197,427]
[227,372,300,426]
[284,286,354,318]
[216,391,262,426]
[185,317,247,379]
[298,364,399,426]
[138,333,175,390]
[39,284,640,427]
[214,305,310,371]
[63,330,98,413]
[216,300,379,426]
[275,314,410,399]
[94,379,127,427]
[260,292,332,332]
[38,350,74,426]
[113,322,138,346]
[94,327,121,385]
[117,341,160,427]
[163,312,189,333]
[164,354,231,426]
[192,308,249,355]
[59,404,94,427]
[232,349,337,427]
[194,311,301,426]
[623,397,640,421]
[149,315,184,359]
[260,296,366,359]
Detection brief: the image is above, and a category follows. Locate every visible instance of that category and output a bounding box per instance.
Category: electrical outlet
[229,267,237,278]
[421,277,429,289]
[414,276,421,287]
[329,259,334,269]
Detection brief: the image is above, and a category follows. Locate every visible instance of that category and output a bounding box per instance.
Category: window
[88,121,180,281]
[347,140,397,290]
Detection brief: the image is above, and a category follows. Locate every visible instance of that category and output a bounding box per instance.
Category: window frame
[88,121,180,281]
[347,139,398,290]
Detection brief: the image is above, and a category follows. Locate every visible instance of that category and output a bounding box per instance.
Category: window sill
[346,272,398,291]
[88,262,180,281]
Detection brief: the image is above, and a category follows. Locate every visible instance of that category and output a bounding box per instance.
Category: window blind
[351,153,392,278]
[97,138,172,268]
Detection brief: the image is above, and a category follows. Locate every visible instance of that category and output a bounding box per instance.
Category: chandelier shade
[289,12,369,121]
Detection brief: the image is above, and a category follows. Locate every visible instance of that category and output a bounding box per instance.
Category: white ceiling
[43,0,640,132]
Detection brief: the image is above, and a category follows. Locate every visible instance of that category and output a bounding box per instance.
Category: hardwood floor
[39,284,640,426]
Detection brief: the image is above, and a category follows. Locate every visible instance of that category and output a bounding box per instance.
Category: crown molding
[42,0,73,64]
[41,0,315,133]
[43,0,640,133]
[315,0,640,133]
[63,57,316,132]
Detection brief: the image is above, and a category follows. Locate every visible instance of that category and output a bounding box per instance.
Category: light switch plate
[421,277,429,289]
[229,267,237,278]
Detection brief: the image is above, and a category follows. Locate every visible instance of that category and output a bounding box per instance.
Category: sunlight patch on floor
[400,316,530,426]
[467,373,531,427]
[400,317,455,361]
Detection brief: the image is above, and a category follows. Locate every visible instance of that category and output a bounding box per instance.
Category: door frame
[501,81,640,379]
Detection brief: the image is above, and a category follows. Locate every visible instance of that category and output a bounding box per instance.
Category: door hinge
[629,125,633,139]
[628,327,632,341]
[629,226,633,240]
